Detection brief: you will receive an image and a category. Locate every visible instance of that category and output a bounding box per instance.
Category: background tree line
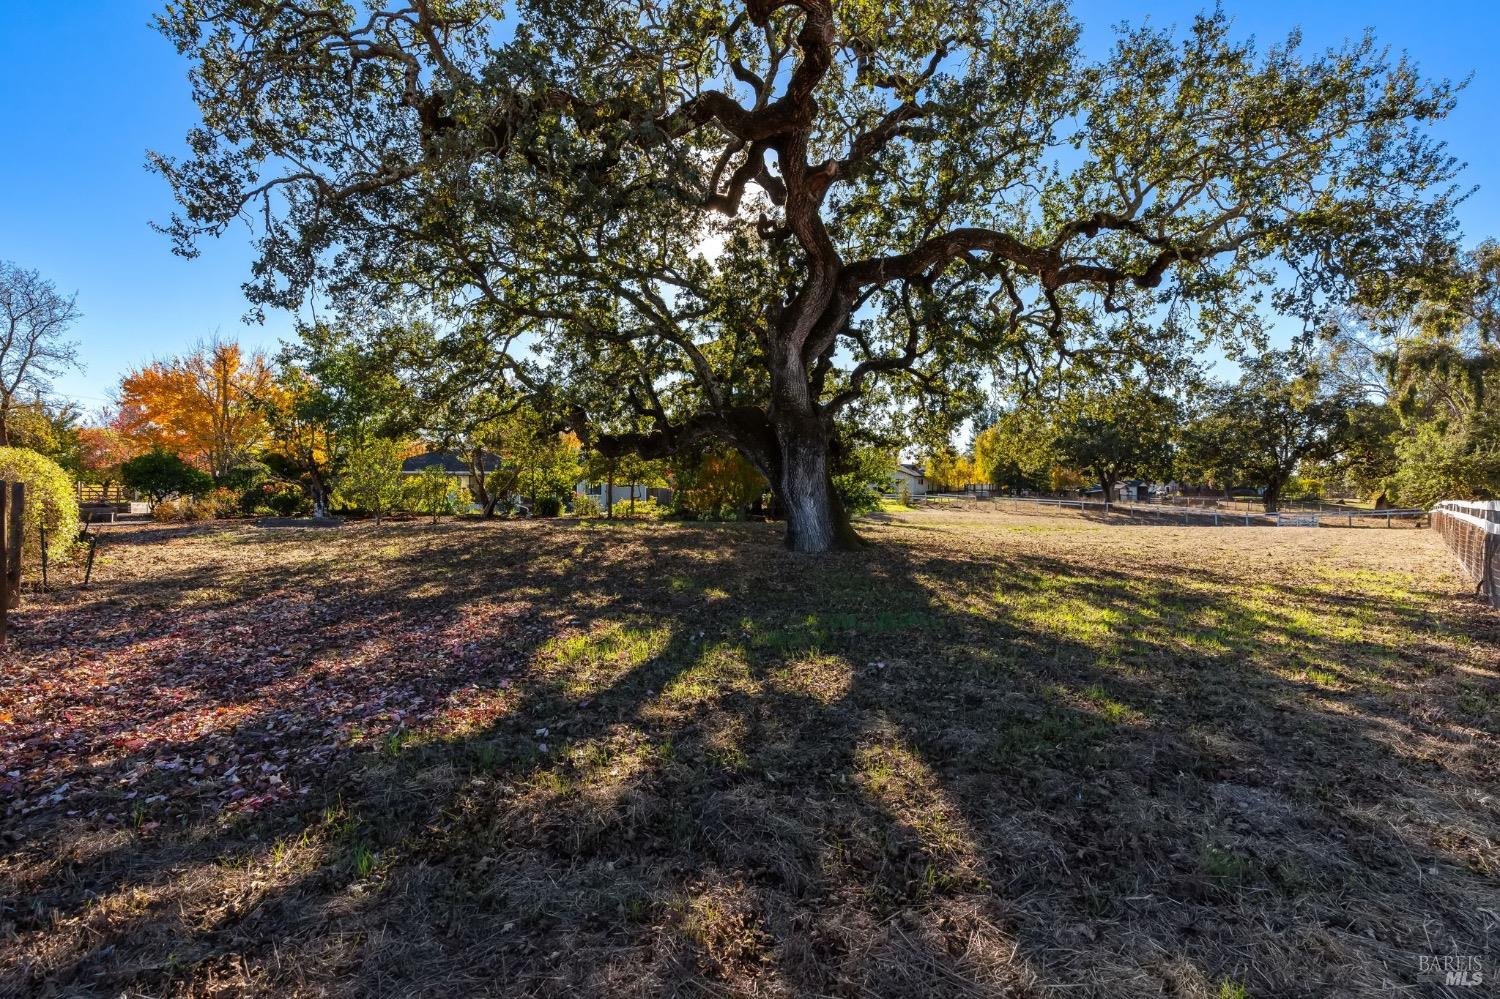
[943,243,1499,511]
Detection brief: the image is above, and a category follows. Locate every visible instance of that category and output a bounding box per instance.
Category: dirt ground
[2,505,1497,997]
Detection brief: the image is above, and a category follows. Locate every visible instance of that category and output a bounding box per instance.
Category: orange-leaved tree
[118,339,274,480]
[78,410,142,500]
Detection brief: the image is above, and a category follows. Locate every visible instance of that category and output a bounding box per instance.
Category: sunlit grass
[537,620,673,696]
[658,644,756,708]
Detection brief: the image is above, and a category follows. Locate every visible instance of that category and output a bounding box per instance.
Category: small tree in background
[973,409,1058,494]
[78,416,141,502]
[334,439,406,525]
[925,450,976,493]
[582,450,621,519]
[1051,384,1181,503]
[1183,354,1354,512]
[406,465,463,524]
[118,338,274,481]
[673,446,767,521]
[615,453,666,518]
[121,449,212,509]
[254,363,350,517]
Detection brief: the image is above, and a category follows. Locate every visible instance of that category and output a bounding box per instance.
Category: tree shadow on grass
[3,518,1497,997]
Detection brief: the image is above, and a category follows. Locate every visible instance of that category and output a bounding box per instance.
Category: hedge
[0,446,80,569]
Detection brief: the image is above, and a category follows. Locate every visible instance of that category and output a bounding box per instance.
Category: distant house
[400,451,499,497]
[575,479,668,508]
[1082,480,1153,502]
[889,462,927,498]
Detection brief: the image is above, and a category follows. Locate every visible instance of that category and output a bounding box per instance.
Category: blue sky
[3,1,1498,410]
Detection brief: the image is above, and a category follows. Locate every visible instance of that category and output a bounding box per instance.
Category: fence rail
[919,492,1428,528]
[1431,501,1500,608]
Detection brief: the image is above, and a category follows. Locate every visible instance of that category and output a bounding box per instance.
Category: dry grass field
[2,505,1497,997]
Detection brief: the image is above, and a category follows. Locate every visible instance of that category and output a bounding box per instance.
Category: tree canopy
[119,339,275,480]
[1051,382,1179,500]
[1181,352,1355,511]
[156,0,1464,551]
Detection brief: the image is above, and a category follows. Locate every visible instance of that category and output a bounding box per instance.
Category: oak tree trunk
[773,415,861,553]
[1262,479,1283,513]
[310,471,330,519]
[1098,471,1118,507]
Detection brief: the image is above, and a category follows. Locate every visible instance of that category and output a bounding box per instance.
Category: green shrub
[571,492,602,517]
[249,481,311,517]
[621,496,667,520]
[270,486,309,517]
[832,446,896,516]
[198,487,242,519]
[533,495,563,517]
[121,450,212,507]
[0,446,81,569]
[1283,476,1324,501]
[221,460,272,498]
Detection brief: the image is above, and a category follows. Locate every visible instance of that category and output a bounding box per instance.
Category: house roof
[401,451,500,474]
[895,463,925,478]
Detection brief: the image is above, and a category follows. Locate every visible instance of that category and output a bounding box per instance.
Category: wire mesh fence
[1431,500,1500,609]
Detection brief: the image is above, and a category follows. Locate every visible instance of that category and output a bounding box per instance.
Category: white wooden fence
[926,492,1428,528]
[1431,500,1500,609]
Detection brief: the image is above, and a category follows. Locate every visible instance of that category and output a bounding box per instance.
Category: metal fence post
[83,533,98,589]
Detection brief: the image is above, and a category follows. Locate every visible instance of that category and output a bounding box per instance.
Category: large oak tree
[155,0,1461,551]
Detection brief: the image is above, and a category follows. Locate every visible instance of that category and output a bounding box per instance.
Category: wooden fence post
[6,482,22,611]
[0,481,7,644]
